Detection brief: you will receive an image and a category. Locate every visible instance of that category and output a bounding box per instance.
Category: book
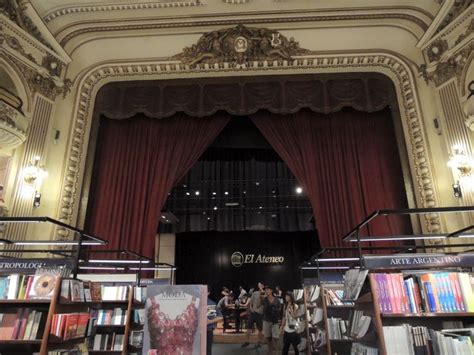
[51,313,90,340]
[343,269,368,301]
[374,272,474,315]
[28,274,58,300]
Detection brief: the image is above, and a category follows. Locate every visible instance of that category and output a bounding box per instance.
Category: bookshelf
[367,270,474,355]
[0,275,146,355]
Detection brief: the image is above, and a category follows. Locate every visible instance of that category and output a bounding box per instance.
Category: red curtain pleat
[87,112,230,259]
[251,108,411,250]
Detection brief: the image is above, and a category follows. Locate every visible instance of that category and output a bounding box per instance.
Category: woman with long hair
[280,292,300,355]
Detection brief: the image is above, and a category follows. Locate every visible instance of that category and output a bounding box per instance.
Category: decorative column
[437,80,474,225]
[6,94,54,241]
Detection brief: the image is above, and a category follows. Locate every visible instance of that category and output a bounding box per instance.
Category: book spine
[415,276,428,313]
[449,273,465,312]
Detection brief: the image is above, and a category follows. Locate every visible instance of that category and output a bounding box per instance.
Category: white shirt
[283,304,299,333]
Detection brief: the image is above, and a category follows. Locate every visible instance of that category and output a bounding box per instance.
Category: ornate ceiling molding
[419,40,473,87]
[56,52,441,239]
[56,12,429,48]
[0,0,51,49]
[435,1,472,35]
[42,1,204,23]
[173,25,309,67]
[0,18,72,100]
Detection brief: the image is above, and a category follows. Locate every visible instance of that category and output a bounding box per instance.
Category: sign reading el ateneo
[231,251,284,268]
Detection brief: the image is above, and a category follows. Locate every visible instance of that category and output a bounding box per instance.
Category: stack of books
[383,324,474,355]
[93,308,128,326]
[0,309,43,340]
[92,333,124,351]
[326,289,354,306]
[347,310,372,339]
[0,274,58,300]
[343,269,369,301]
[327,317,348,340]
[373,272,474,314]
[307,285,321,303]
[351,342,378,355]
[309,328,326,352]
[50,313,90,340]
[134,287,146,303]
[101,285,129,301]
[132,309,145,326]
[129,330,144,348]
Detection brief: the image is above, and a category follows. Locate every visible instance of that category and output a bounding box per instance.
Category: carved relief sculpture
[174,25,310,67]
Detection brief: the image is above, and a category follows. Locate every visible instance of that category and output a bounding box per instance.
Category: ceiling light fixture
[295,186,303,194]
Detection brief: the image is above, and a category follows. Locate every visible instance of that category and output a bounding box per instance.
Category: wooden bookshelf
[381,312,474,318]
[368,271,474,355]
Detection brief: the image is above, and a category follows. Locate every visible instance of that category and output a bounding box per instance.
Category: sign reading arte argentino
[231,251,284,268]
[363,254,474,269]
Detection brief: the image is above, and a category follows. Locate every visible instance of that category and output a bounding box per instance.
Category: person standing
[263,285,281,355]
[242,282,265,348]
[238,285,247,301]
[207,287,223,355]
[280,292,300,355]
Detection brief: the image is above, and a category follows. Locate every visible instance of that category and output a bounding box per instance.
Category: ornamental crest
[174,25,310,67]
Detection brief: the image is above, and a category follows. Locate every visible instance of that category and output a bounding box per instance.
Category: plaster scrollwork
[0,100,27,150]
[57,52,442,238]
[0,28,37,64]
[174,25,309,67]
[419,41,473,87]
[1,52,72,101]
[0,0,51,49]
[426,38,449,63]
[223,0,250,3]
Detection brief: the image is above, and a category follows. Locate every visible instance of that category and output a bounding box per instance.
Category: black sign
[175,230,317,301]
[363,254,474,269]
[0,258,75,274]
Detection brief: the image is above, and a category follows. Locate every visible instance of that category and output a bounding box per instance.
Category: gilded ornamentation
[436,0,472,35]
[2,52,70,100]
[41,54,62,77]
[426,39,448,63]
[0,0,50,49]
[0,100,27,150]
[42,1,204,23]
[0,30,37,64]
[455,19,474,46]
[174,25,309,67]
[419,42,473,87]
[56,53,441,237]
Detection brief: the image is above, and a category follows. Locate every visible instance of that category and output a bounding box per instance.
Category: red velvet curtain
[87,112,230,259]
[251,108,411,250]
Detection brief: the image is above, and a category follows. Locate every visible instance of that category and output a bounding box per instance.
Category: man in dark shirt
[263,285,281,354]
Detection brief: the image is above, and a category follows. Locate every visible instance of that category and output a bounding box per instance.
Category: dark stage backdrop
[175,231,318,301]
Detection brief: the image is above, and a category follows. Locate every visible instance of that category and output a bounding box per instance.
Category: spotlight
[213,206,218,210]
[243,191,247,194]
[186,192,190,196]
[195,191,200,196]
[207,217,211,220]
[255,182,260,186]
[295,186,303,194]
[259,206,263,209]
[224,191,229,195]
[212,192,217,195]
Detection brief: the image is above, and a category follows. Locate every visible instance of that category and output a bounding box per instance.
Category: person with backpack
[263,285,281,354]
